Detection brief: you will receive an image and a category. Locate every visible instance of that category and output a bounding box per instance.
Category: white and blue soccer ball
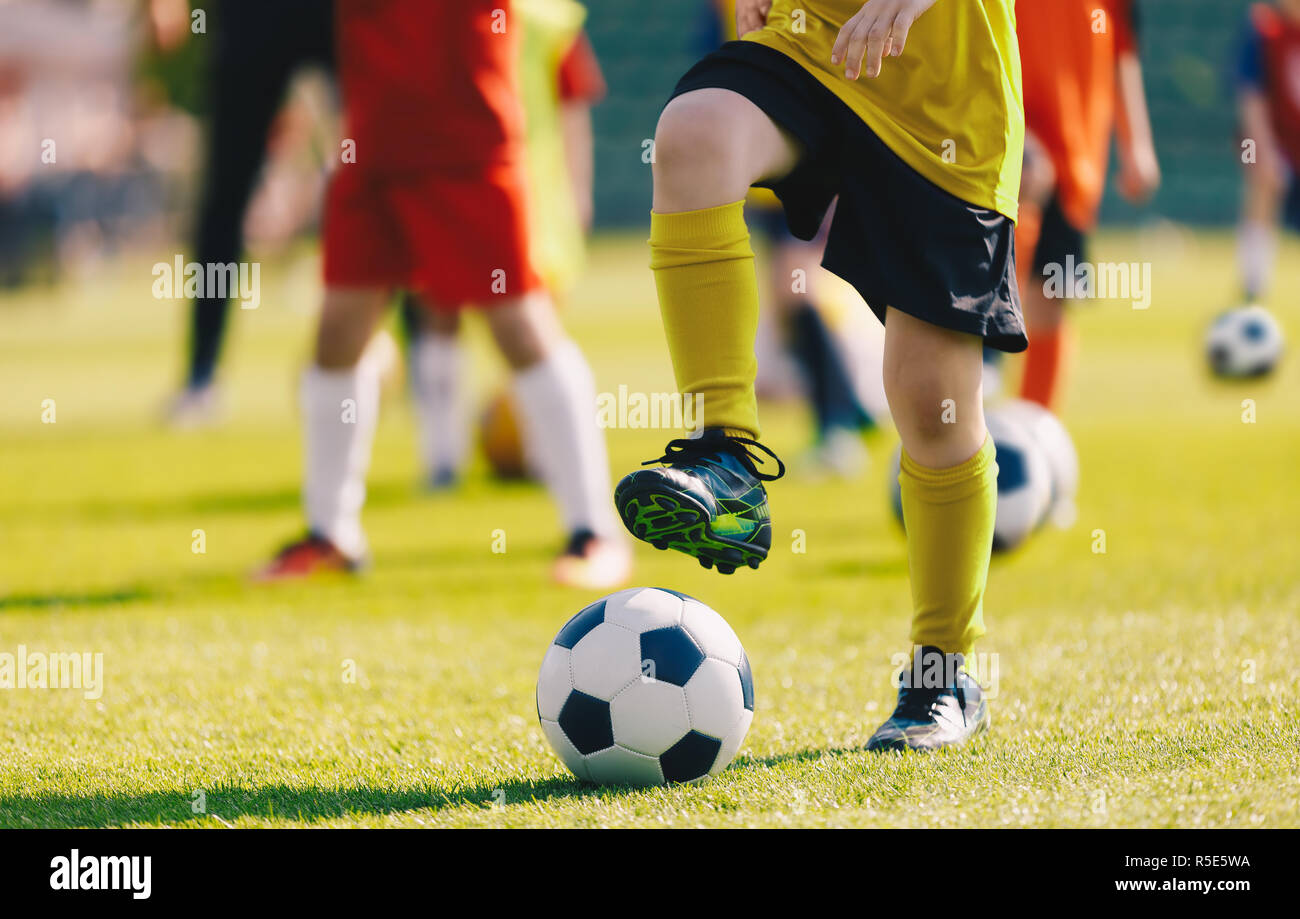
[537,587,754,786]
[997,399,1079,529]
[1205,305,1284,378]
[985,411,1053,550]
[886,411,1052,552]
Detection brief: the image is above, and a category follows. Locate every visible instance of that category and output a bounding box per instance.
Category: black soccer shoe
[866,647,991,752]
[613,428,785,575]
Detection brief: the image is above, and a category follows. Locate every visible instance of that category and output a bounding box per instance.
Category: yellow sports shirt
[517,0,589,293]
[743,0,1024,219]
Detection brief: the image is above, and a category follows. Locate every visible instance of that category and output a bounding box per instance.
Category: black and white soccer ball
[537,587,754,786]
[997,399,1079,529]
[985,412,1052,551]
[1205,305,1284,378]
[884,412,1051,552]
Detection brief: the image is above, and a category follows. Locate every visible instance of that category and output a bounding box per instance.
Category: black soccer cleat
[866,646,991,752]
[613,428,784,574]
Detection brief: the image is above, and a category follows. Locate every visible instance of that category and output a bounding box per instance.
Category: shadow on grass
[0,586,151,613]
[2,481,417,525]
[0,775,617,828]
[5,749,894,827]
[733,745,863,771]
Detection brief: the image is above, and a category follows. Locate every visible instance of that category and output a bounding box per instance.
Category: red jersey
[1019,0,1138,231]
[335,0,526,173]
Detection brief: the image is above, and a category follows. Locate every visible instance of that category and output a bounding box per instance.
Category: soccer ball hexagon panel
[537,587,754,786]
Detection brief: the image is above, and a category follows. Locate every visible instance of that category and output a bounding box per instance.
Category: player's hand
[736,0,772,37]
[831,0,937,80]
[1117,144,1161,204]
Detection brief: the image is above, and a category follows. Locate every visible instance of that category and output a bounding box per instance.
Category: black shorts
[1287,171,1300,233]
[671,41,1027,353]
[1031,192,1088,285]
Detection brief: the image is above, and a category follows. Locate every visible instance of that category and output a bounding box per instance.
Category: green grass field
[1,230,1297,828]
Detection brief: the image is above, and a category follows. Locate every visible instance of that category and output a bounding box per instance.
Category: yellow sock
[649,201,760,438]
[899,436,997,657]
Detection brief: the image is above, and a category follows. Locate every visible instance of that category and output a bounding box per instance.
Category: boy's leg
[1018,263,1072,412]
[613,89,799,574]
[408,301,469,487]
[867,307,996,751]
[257,287,389,579]
[1017,134,1072,412]
[770,237,875,459]
[1237,164,1283,302]
[483,292,629,589]
[649,89,802,438]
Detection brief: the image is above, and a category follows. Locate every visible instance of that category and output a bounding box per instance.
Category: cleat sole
[614,475,769,574]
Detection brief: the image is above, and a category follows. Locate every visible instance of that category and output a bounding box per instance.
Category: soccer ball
[537,587,754,786]
[885,413,1052,552]
[996,399,1079,529]
[479,389,531,479]
[886,444,904,526]
[985,411,1053,551]
[1205,305,1284,378]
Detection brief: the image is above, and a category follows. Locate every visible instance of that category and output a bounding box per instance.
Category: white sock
[511,339,619,539]
[411,332,468,478]
[301,363,380,559]
[1237,220,1275,301]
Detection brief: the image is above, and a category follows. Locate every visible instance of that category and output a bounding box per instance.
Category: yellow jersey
[517,0,590,293]
[743,0,1023,219]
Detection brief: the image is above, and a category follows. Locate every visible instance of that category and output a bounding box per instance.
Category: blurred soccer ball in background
[479,389,532,480]
[997,399,1079,529]
[1205,305,1284,379]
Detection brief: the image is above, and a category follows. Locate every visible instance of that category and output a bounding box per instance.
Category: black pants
[187,0,334,387]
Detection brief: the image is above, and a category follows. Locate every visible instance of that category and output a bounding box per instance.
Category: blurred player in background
[159,0,335,426]
[1014,0,1160,413]
[402,0,606,490]
[1234,0,1300,307]
[694,0,877,477]
[258,0,629,589]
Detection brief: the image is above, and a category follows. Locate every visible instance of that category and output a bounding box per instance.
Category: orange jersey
[1019,0,1137,230]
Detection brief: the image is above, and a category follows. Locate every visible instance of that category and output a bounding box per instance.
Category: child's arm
[1114,49,1161,203]
[561,102,596,231]
[831,0,938,80]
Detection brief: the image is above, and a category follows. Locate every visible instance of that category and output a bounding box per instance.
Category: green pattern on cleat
[614,429,784,574]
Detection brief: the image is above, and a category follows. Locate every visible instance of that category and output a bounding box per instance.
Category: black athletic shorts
[671,41,1027,353]
[1031,192,1088,286]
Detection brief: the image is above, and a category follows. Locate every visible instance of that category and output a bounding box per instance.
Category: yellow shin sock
[648,201,760,438]
[899,436,998,657]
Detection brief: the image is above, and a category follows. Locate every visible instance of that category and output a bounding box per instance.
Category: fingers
[888,12,915,58]
[831,3,919,80]
[862,19,891,78]
[834,12,874,79]
[829,8,864,69]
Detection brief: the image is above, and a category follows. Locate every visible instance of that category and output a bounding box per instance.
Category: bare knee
[1242,166,1285,222]
[886,367,974,446]
[883,308,986,466]
[484,292,564,370]
[652,90,798,212]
